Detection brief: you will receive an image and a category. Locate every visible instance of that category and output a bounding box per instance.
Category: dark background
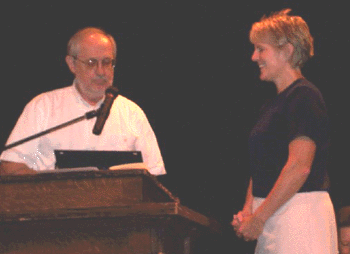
[2,1,348,252]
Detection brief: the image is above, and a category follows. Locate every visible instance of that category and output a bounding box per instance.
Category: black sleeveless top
[249,79,330,198]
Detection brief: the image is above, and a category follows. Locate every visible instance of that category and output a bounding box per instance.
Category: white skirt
[253,191,338,254]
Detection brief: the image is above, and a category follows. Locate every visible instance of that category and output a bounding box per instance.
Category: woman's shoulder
[287,78,321,97]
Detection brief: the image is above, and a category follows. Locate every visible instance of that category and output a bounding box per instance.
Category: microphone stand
[3,110,99,151]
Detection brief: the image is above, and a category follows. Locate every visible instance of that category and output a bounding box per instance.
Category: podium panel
[0,169,221,253]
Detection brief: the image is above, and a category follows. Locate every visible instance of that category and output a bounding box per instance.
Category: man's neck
[74,81,104,106]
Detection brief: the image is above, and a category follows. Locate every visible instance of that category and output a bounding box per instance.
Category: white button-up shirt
[0,84,166,175]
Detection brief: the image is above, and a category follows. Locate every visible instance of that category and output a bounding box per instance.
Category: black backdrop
[2,2,349,252]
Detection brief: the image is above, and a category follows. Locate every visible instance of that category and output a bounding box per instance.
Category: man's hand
[0,161,36,176]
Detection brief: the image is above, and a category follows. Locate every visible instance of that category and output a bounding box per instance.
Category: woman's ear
[282,43,294,63]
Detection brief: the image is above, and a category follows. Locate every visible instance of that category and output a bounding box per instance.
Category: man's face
[67,33,115,104]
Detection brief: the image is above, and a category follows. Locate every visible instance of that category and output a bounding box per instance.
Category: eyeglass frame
[70,55,116,69]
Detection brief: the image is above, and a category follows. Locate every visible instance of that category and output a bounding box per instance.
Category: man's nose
[95,62,106,75]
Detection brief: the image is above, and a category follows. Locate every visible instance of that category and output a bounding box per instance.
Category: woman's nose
[251,50,258,62]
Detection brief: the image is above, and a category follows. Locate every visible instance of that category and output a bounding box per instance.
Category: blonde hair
[67,27,117,58]
[250,9,314,68]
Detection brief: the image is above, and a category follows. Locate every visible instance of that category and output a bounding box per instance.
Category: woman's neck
[275,68,303,94]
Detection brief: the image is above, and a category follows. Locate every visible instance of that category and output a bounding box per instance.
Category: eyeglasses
[71,56,116,69]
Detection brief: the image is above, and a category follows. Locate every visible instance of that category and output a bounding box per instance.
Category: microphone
[93,86,119,135]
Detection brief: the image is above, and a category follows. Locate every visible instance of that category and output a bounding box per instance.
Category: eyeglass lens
[86,58,115,68]
[74,56,116,68]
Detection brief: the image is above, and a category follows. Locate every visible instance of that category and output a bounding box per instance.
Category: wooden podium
[0,169,221,253]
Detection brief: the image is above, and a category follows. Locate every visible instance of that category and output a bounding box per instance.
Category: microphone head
[92,86,119,135]
[106,86,119,97]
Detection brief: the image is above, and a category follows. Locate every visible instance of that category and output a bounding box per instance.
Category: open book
[109,162,149,171]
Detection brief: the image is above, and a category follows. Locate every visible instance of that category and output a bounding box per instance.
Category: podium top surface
[1,168,151,183]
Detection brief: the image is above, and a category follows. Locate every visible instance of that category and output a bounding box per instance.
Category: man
[0,27,166,176]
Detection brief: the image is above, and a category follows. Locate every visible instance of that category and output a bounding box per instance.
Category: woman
[232,9,338,253]
[338,205,350,253]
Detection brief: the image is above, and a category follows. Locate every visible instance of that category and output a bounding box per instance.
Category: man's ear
[65,55,76,74]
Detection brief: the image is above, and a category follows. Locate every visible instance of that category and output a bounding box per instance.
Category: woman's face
[251,39,288,84]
